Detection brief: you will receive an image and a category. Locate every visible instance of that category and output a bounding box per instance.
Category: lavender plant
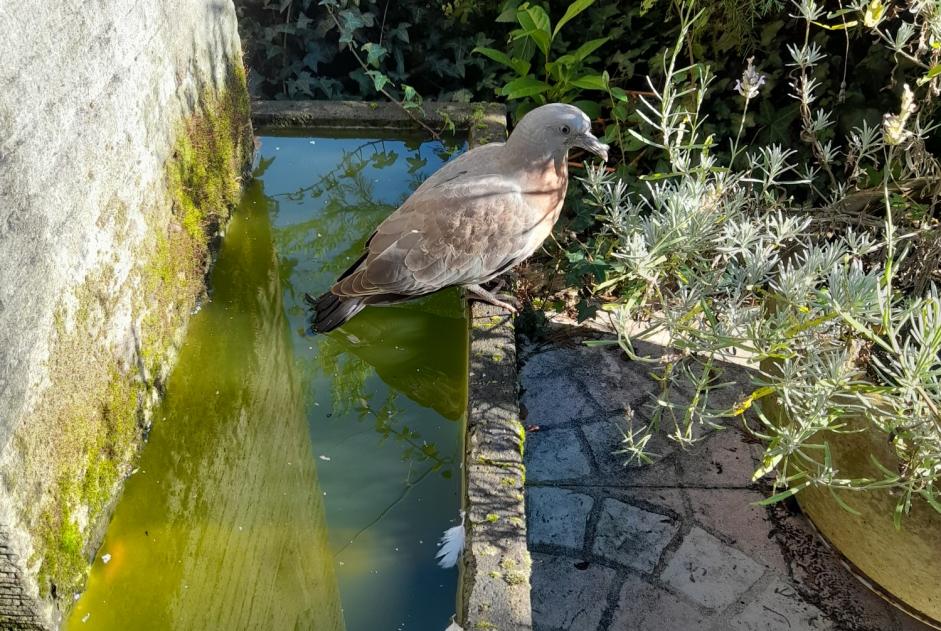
[586,2,941,522]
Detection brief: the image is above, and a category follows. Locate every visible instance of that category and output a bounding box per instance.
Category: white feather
[444,619,464,631]
[435,511,466,569]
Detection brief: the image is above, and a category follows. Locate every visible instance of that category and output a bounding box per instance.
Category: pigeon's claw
[464,284,519,314]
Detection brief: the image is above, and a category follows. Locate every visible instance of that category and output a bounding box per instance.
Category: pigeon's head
[510,103,609,162]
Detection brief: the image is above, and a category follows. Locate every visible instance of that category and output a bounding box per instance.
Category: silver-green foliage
[588,2,941,522]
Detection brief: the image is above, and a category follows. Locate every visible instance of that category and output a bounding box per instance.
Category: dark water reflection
[66,133,467,630]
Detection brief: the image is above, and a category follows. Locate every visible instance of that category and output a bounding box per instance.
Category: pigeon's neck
[505,132,568,167]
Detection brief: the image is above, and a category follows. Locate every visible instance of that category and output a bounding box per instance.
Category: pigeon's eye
[560,124,571,135]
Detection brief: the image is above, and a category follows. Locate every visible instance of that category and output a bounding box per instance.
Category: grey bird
[308,103,609,333]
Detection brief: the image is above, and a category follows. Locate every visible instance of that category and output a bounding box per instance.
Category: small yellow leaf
[863,0,884,28]
[732,385,776,416]
[752,454,783,482]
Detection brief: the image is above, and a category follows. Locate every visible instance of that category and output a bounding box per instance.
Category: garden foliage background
[235,0,941,516]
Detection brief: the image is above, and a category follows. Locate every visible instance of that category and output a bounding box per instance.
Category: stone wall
[0,2,251,627]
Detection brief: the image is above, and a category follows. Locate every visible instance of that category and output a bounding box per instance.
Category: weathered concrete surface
[520,316,935,631]
[463,303,533,631]
[0,2,248,627]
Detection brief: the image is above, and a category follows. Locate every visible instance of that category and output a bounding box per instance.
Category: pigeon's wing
[332,173,530,300]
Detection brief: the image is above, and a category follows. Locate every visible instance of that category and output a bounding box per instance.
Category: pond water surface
[65,132,468,630]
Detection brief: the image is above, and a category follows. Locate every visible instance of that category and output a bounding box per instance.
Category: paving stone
[661,527,765,609]
[582,416,679,486]
[730,579,834,631]
[605,487,688,517]
[519,346,589,381]
[611,573,714,630]
[678,428,758,488]
[686,488,789,575]
[520,374,597,426]
[527,487,593,550]
[574,346,643,413]
[525,427,592,482]
[531,553,616,631]
[591,498,680,572]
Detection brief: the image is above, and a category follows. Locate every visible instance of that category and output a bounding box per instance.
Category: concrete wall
[0,2,250,627]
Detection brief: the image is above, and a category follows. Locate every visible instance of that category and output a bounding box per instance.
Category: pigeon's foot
[464,284,519,314]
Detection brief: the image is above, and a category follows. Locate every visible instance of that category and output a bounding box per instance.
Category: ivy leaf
[365,70,390,93]
[338,10,366,44]
[575,298,599,322]
[296,12,312,31]
[361,42,388,68]
[287,71,314,96]
[387,22,410,44]
[302,43,327,73]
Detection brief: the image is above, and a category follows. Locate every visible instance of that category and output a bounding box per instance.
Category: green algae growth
[66,132,468,630]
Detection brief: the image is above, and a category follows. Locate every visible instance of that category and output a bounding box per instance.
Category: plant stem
[326,7,441,140]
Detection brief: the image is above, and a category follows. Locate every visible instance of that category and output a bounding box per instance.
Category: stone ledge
[251,100,506,144]
[462,101,531,627]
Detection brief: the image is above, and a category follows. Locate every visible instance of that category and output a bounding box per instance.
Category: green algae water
[66,133,468,630]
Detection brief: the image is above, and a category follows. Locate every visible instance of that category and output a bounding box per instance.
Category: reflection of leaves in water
[325,296,468,420]
[406,155,428,174]
[304,338,454,474]
[268,136,467,473]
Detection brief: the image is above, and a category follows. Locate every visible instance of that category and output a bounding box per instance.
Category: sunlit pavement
[519,316,933,631]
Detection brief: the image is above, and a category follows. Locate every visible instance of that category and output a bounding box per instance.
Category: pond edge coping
[251,101,531,631]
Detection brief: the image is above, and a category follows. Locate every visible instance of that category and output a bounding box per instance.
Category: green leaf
[573,99,601,119]
[517,4,552,56]
[365,70,390,93]
[755,481,810,505]
[500,76,551,99]
[571,37,609,62]
[570,74,608,90]
[361,42,387,68]
[828,486,862,516]
[338,10,366,44]
[751,453,782,481]
[518,3,551,34]
[917,64,941,86]
[472,47,530,76]
[552,0,596,39]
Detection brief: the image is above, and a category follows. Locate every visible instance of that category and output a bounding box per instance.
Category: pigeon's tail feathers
[306,290,365,334]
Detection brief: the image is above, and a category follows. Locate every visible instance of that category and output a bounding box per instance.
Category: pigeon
[308,103,609,333]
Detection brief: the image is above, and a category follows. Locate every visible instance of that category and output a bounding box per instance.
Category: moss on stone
[19,65,252,601]
[167,64,251,242]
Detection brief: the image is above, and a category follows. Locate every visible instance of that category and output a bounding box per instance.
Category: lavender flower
[735,57,766,99]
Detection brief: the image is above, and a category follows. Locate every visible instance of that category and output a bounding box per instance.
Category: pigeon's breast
[519,160,569,255]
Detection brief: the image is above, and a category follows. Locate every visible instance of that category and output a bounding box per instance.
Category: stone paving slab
[520,323,935,631]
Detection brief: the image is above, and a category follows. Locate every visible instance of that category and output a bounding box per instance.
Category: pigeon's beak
[575,132,609,162]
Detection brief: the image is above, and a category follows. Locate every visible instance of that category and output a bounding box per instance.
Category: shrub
[583,2,941,522]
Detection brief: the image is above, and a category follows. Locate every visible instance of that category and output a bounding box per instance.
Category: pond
[65,132,469,630]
